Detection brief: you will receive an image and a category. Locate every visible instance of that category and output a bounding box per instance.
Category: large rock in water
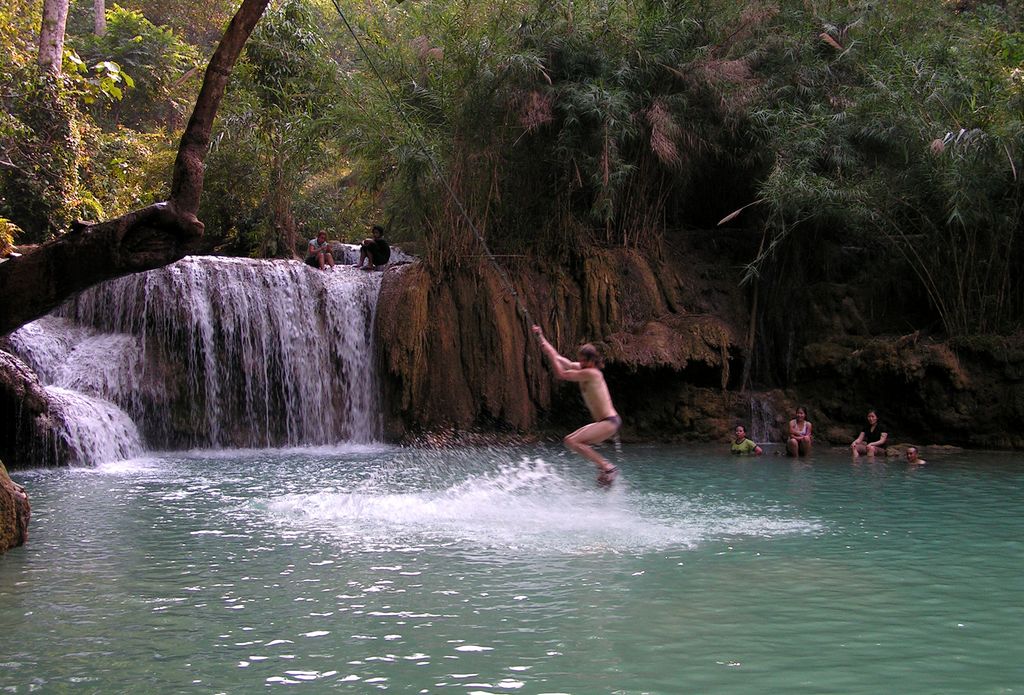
[0,460,30,552]
[0,349,58,468]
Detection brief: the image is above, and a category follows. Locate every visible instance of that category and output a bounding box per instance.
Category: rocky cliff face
[375,246,751,441]
[0,460,30,552]
[0,349,59,469]
[796,334,1024,449]
[375,246,1024,450]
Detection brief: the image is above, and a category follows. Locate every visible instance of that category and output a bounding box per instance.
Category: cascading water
[748,394,777,443]
[44,386,144,466]
[8,254,391,462]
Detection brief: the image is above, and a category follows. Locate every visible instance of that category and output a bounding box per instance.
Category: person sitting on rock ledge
[851,409,888,457]
[730,425,763,455]
[786,406,813,457]
[306,231,335,270]
[353,224,390,271]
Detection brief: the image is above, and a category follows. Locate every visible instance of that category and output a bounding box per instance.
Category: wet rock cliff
[0,460,30,552]
[0,349,58,469]
[375,238,1024,450]
[375,241,758,442]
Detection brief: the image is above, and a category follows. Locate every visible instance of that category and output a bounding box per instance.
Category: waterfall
[45,386,144,466]
[9,256,388,461]
[748,395,777,443]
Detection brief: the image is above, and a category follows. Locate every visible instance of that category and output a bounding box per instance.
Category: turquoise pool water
[2,445,1022,693]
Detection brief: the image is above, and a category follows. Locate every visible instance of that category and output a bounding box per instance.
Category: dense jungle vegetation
[2,0,1022,346]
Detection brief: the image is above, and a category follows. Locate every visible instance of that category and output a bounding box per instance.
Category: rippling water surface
[2,446,1023,693]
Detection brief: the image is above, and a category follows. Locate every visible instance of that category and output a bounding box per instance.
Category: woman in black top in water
[851,410,888,457]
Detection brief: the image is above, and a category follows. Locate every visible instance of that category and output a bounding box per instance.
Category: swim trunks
[602,415,622,431]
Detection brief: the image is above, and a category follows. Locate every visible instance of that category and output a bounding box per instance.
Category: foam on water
[263,456,822,554]
[92,455,167,475]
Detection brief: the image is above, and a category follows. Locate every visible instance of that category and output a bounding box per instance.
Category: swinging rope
[327,0,535,328]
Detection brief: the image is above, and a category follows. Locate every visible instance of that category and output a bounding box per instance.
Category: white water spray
[262,455,822,554]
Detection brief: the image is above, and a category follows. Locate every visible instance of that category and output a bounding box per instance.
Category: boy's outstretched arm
[532,325,582,380]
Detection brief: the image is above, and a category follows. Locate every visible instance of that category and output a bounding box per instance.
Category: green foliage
[0,1,199,240]
[0,0,37,75]
[0,217,21,255]
[330,0,772,272]
[321,0,1021,335]
[201,128,267,253]
[746,0,1024,335]
[0,71,87,240]
[65,51,135,105]
[117,0,236,47]
[81,127,176,218]
[203,0,346,256]
[71,5,201,128]
[3,0,1022,340]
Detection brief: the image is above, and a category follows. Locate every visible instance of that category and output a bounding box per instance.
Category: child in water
[532,326,621,485]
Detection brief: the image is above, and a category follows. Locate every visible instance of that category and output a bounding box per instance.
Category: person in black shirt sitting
[851,409,888,457]
[354,224,391,271]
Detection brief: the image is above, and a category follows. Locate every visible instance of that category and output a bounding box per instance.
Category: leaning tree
[0,0,272,337]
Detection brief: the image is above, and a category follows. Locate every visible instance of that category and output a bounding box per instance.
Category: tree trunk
[38,0,70,73]
[0,0,272,337]
[170,0,271,219]
[269,145,298,258]
[94,0,107,36]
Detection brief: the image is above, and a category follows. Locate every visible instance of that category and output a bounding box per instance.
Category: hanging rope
[327,0,535,328]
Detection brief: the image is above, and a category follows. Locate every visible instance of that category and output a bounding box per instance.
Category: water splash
[262,455,821,554]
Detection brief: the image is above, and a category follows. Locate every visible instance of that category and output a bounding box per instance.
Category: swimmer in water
[905,446,927,465]
[532,325,621,485]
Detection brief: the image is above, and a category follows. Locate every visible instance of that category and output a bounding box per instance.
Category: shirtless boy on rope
[532,325,621,485]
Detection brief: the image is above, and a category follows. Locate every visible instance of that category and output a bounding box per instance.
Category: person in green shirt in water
[730,425,763,455]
